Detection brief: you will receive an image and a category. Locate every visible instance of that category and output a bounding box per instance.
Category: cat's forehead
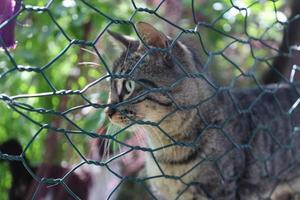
[112,49,148,75]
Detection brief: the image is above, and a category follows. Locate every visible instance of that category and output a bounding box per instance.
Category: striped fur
[105,22,300,200]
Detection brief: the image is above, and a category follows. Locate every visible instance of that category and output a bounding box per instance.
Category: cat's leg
[272,192,293,200]
[272,193,300,200]
[271,178,300,200]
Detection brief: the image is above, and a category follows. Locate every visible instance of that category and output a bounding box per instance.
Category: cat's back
[227,83,300,197]
[230,83,300,148]
[233,83,299,112]
[214,83,300,142]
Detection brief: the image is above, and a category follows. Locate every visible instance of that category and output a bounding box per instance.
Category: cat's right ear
[136,22,168,49]
[107,30,136,49]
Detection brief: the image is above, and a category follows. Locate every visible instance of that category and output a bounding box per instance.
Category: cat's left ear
[136,22,169,48]
[107,30,137,49]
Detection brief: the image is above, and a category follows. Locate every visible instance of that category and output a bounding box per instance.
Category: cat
[105,21,300,200]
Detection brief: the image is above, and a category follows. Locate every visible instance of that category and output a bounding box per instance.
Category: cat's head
[105,22,212,129]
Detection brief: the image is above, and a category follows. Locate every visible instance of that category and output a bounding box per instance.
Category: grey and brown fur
[105,22,300,200]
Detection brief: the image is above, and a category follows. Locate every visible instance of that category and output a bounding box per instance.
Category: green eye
[125,80,135,93]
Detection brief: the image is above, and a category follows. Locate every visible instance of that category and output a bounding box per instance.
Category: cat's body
[143,85,300,200]
[105,22,300,199]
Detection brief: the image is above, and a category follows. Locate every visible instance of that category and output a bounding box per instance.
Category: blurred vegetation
[0,0,290,199]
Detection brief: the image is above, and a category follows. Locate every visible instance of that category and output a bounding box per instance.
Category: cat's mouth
[105,108,143,126]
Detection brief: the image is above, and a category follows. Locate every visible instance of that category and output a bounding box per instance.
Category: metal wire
[1,0,300,199]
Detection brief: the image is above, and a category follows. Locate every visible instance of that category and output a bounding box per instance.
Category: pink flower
[0,0,21,49]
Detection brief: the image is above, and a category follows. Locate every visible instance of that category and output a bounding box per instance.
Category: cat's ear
[136,22,168,48]
[107,30,136,49]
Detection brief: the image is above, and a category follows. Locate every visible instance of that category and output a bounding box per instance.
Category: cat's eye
[137,79,158,88]
[125,80,135,93]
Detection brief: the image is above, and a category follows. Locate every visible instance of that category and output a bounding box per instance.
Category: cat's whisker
[117,142,123,160]
[102,124,112,161]
[80,47,98,56]
[134,127,145,146]
[97,123,110,161]
[105,124,121,159]
[147,125,167,160]
[137,126,147,145]
[78,61,101,67]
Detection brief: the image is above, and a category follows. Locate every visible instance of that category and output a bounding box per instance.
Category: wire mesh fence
[1,0,300,199]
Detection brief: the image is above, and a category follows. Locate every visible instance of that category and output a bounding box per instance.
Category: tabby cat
[105,22,300,200]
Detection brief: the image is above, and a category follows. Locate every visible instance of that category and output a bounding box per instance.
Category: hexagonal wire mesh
[1,0,300,199]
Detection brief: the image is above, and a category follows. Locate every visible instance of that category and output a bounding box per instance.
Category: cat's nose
[104,107,117,118]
